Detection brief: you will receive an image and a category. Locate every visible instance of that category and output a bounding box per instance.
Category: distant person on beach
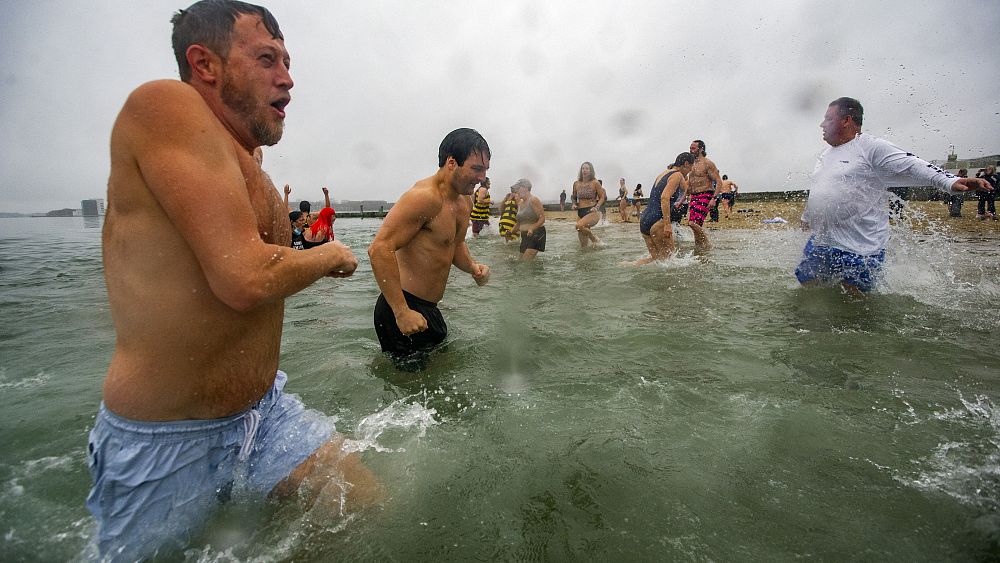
[289,210,306,249]
[560,189,567,211]
[303,206,335,247]
[687,139,722,249]
[89,2,376,560]
[633,183,644,215]
[717,174,737,219]
[947,169,969,218]
[797,97,991,295]
[470,177,492,237]
[572,161,606,247]
[498,187,520,241]
[634,152,695,265]
[368,128,491,359]
[513,178,546,260]
[976,165,996,220]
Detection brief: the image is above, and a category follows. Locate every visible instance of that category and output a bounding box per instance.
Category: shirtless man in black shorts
[368,128,491,360]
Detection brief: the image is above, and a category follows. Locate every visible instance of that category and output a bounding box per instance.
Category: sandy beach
[545,200,1000,236]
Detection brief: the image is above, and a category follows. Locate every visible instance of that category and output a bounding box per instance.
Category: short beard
[220,71,283,146]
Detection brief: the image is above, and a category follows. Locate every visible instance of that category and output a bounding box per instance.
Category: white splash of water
[0,369,50,390]
[881,202,985,306]
[342,397,438,454]
[904,393,1000,511]
[648,251,701,270]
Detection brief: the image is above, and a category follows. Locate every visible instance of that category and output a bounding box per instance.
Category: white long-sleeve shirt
[801,133,959,256]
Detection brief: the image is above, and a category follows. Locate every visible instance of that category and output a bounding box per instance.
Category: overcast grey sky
[2,0,998,213]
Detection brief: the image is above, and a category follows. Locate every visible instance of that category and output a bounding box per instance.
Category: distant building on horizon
[930,150,1000,173]
[332,199,391,213]
[82,199,105,217]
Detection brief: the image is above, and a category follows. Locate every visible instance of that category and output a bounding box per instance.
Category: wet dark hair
[438,128,491,168]
[829,97,864,127]
[171,0,283,82]
[299,200,311,213]
[672,152,696,168]
[289,211,302,222]
[722,174,728,180]
[692,140,706,156]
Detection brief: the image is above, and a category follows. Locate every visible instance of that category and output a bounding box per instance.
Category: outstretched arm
[322,186,331,208]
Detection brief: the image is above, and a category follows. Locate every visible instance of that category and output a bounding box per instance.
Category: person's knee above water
[368,128,491,359]
[634,152,694,265]
[797,96,991,293]
[571,161,605,247]
[640,152,694,238]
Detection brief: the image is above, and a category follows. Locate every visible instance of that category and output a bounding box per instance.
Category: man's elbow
[204,268,277,312]
[367,241,383,262]
[217,278,274,312]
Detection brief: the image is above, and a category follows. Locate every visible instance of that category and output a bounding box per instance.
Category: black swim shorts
[374,291,448,357]
[519,226,546,253]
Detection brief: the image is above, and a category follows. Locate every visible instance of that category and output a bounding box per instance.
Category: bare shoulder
[120,80,209,128]
[116,80,230,154]
[385,180,443,225]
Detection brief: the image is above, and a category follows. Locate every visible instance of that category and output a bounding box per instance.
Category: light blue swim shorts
[85,371,336,561]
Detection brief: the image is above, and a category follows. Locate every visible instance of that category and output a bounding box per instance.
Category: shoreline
[542,201,1000,235]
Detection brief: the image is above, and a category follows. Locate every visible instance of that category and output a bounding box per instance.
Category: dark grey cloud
[2,0,998,213]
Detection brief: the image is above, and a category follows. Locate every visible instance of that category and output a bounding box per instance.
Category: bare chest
[420,200,465,247]
[239,157,289,244]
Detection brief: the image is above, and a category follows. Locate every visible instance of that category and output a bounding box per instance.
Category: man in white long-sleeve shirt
[795,97,991,294]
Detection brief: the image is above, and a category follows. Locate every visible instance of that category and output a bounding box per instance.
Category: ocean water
[1,215,998,561]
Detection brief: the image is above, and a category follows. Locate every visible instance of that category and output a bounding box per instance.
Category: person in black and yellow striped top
[498,187,520,241]
[470,177,492,237]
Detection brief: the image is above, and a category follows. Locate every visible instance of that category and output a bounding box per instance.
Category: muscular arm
[707,161,724,197]
[322,186,331,208]
[123,81,355,312]
[368,188,436,324]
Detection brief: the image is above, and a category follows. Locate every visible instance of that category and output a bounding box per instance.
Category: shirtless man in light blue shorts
[89,2,378,559]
